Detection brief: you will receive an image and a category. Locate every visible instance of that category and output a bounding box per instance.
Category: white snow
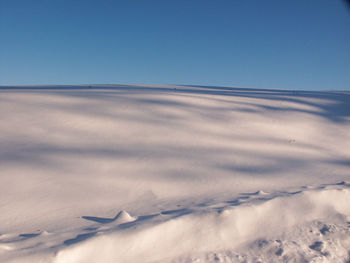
[0,85,349,262]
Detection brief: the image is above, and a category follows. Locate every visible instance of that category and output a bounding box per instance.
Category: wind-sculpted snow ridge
[53,183,350,263]
[2,182,349,263]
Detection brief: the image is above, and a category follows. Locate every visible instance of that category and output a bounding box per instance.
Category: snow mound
[113,210,135,224]
[54,185,350,263]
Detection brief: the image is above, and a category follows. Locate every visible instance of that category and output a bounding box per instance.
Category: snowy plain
[0,85,349,262]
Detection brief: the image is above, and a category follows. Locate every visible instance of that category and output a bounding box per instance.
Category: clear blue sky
[1,0,349,90]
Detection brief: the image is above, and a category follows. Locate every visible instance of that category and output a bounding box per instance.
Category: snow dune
[0,85,349,262]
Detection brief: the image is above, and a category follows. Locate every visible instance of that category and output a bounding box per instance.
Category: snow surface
[0,85,349,262]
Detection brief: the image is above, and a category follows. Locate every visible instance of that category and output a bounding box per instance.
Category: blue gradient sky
[1,0,349,90]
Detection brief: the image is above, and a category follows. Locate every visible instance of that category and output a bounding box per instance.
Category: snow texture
[0,85,349,262]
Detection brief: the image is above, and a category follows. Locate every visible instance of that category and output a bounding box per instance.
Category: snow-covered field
[0,85,349,263]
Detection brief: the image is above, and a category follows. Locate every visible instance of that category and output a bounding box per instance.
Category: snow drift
[53,184,350,263]
[0,85,349,262]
